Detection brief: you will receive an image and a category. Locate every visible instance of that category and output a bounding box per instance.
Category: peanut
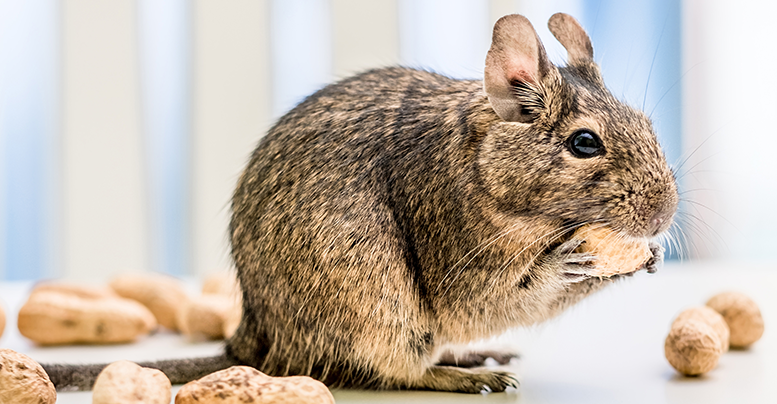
[17,290,156,345]
[110,273,189,331]
[0,348,57,404]
[175,366,334,404]
[92,360,171,404]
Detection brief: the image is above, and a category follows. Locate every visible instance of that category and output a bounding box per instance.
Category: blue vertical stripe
[583,0,682,258]
[138,0,191,275]
[583,0,682,165]
[0,0,59,280]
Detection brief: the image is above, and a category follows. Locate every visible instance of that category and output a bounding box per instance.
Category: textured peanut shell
[672,306,730,352]
[177,294,237,340]
[175,366,334,404]
[202,271,240,296]
[32,282,119,299]
[706,291,764,348]
[223,306,242,339]
[665,319,722,376]
[201,271,243,339]
[573,225,651,277]
[110,273,189,331]
[17,291,156,345]
[0,348,57,404]
[92,360,171,404]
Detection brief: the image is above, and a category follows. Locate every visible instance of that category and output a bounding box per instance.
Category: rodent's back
[228,67,506,381]
[231,66,500,286]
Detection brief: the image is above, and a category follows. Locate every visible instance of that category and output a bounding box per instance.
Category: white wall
[682,0,777,261]
[2,1,701,280]
[62,0,150,281]
[191,0,272,276]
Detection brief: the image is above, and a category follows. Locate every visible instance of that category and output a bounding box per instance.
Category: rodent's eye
[566,130,604,158]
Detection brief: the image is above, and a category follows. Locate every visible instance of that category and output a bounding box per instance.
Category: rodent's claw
[436,350,519,368]
[642,242,664,274]
[416,367,519,393]
[555,237,586,255]
[550,238,597,283]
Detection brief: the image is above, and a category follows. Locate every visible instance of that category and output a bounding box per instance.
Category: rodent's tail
[43,353,241,391]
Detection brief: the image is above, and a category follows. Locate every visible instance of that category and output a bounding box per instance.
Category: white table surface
[1,260,774,404]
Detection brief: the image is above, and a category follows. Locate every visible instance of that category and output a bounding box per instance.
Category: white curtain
[0,0,699,280]
[682,0,777,261]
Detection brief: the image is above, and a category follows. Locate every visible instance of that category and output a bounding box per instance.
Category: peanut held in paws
[573,225,651,277]
[175,366,334,404]
[0,349,57,404]
[706,291,764,349]
[665,319,722,376]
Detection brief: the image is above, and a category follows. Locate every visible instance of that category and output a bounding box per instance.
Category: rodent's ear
[547,13,593,65]
[485,14,552,123]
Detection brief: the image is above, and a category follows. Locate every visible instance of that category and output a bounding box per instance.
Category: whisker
[680,198,739,233]
[643,13,669,111]
[435,221,525,293]
[648,60,704,118]
[673,151,724,182]
[447,223,577,300]
[671,120,734,176]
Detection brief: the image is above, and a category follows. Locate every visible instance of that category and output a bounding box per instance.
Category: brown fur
[226,13,677,393]
[43,13,677,394]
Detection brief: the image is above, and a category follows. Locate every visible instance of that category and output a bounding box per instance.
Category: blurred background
[0,0,772,281]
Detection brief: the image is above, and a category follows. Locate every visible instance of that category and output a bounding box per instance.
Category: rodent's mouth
[567,221,655,243]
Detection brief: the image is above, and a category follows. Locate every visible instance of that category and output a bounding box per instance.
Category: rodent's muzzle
[647,205,675,237]
[644,188,678,237]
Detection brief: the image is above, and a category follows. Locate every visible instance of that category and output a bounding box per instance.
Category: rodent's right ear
[484,14,552,123]
[548,13,593,65]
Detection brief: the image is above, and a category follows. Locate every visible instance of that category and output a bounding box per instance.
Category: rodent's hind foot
[408,366,519,393]
[641,242,664,274]
[436,350,518,368]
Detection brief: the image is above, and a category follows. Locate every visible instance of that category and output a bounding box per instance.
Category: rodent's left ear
[548,13,593,65]
[485,14,553,123]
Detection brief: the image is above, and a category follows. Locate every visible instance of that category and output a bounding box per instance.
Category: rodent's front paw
[549,238,597,283]
[641,242,664,274]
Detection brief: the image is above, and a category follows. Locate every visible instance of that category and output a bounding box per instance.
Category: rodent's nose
[648,209,674,236]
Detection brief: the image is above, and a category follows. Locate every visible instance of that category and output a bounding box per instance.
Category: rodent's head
[480,13,678,239]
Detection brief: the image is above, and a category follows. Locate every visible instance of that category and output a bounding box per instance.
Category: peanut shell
[175,366,334,404]
[17,290,156,345]
[573,224,651,277]
[202,271,240,297]
[223,307,242,339]
[706,291,764,348]
[0,348,57,404]
[201,271,243,339]
[672,306,730,352]
[110,273,189,331]
[665,319,722,376]
[32,282,119,299]
[92,360,171,404]
[177,294,237,340]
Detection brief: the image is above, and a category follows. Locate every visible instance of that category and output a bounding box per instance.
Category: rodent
[43,13,678,394]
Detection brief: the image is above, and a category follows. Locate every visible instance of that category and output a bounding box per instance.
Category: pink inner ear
[507,68,535,85]
[504,52,538,85]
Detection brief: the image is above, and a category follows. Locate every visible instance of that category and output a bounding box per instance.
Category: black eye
[566,130,604,158]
